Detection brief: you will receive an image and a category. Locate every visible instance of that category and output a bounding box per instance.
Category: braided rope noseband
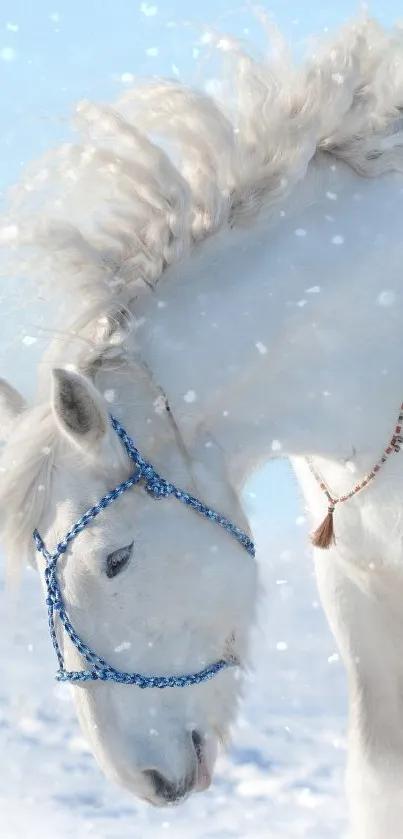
[33,415,255,688]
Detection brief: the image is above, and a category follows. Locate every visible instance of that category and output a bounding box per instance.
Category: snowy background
[0,2,393,837]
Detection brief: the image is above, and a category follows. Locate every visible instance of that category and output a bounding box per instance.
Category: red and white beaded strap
[307,402,403,549]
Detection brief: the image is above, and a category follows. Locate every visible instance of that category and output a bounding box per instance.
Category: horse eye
[106,542,134,579]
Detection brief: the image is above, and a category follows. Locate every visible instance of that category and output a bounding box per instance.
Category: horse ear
[51,368,109,450]
[0,378,27,441]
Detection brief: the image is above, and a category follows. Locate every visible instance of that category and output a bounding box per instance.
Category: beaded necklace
[308,402,403,548]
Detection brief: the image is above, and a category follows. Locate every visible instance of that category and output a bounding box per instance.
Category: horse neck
[128,155,403,492]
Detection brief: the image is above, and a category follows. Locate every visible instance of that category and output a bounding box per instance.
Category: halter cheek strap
[33,415,255,688]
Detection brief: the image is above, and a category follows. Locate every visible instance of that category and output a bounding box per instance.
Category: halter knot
[145,474,172,498]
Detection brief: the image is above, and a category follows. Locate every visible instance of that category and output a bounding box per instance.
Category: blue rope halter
[33,415,255,689]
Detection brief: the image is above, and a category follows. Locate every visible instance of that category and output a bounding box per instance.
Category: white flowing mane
[2,13,403,572]
[2,15,403,313]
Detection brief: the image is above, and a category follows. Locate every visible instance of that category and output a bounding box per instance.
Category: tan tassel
[311,505,335,549]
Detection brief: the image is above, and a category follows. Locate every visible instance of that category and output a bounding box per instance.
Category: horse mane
[2,13,403,574]
[2,15,403,325]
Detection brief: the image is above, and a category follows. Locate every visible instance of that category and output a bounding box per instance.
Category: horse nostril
[144,768,195,803]
[191,729,212,791]
[191,729,203,762]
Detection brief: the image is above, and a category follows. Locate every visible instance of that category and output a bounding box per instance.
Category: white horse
[2,13,403,836]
